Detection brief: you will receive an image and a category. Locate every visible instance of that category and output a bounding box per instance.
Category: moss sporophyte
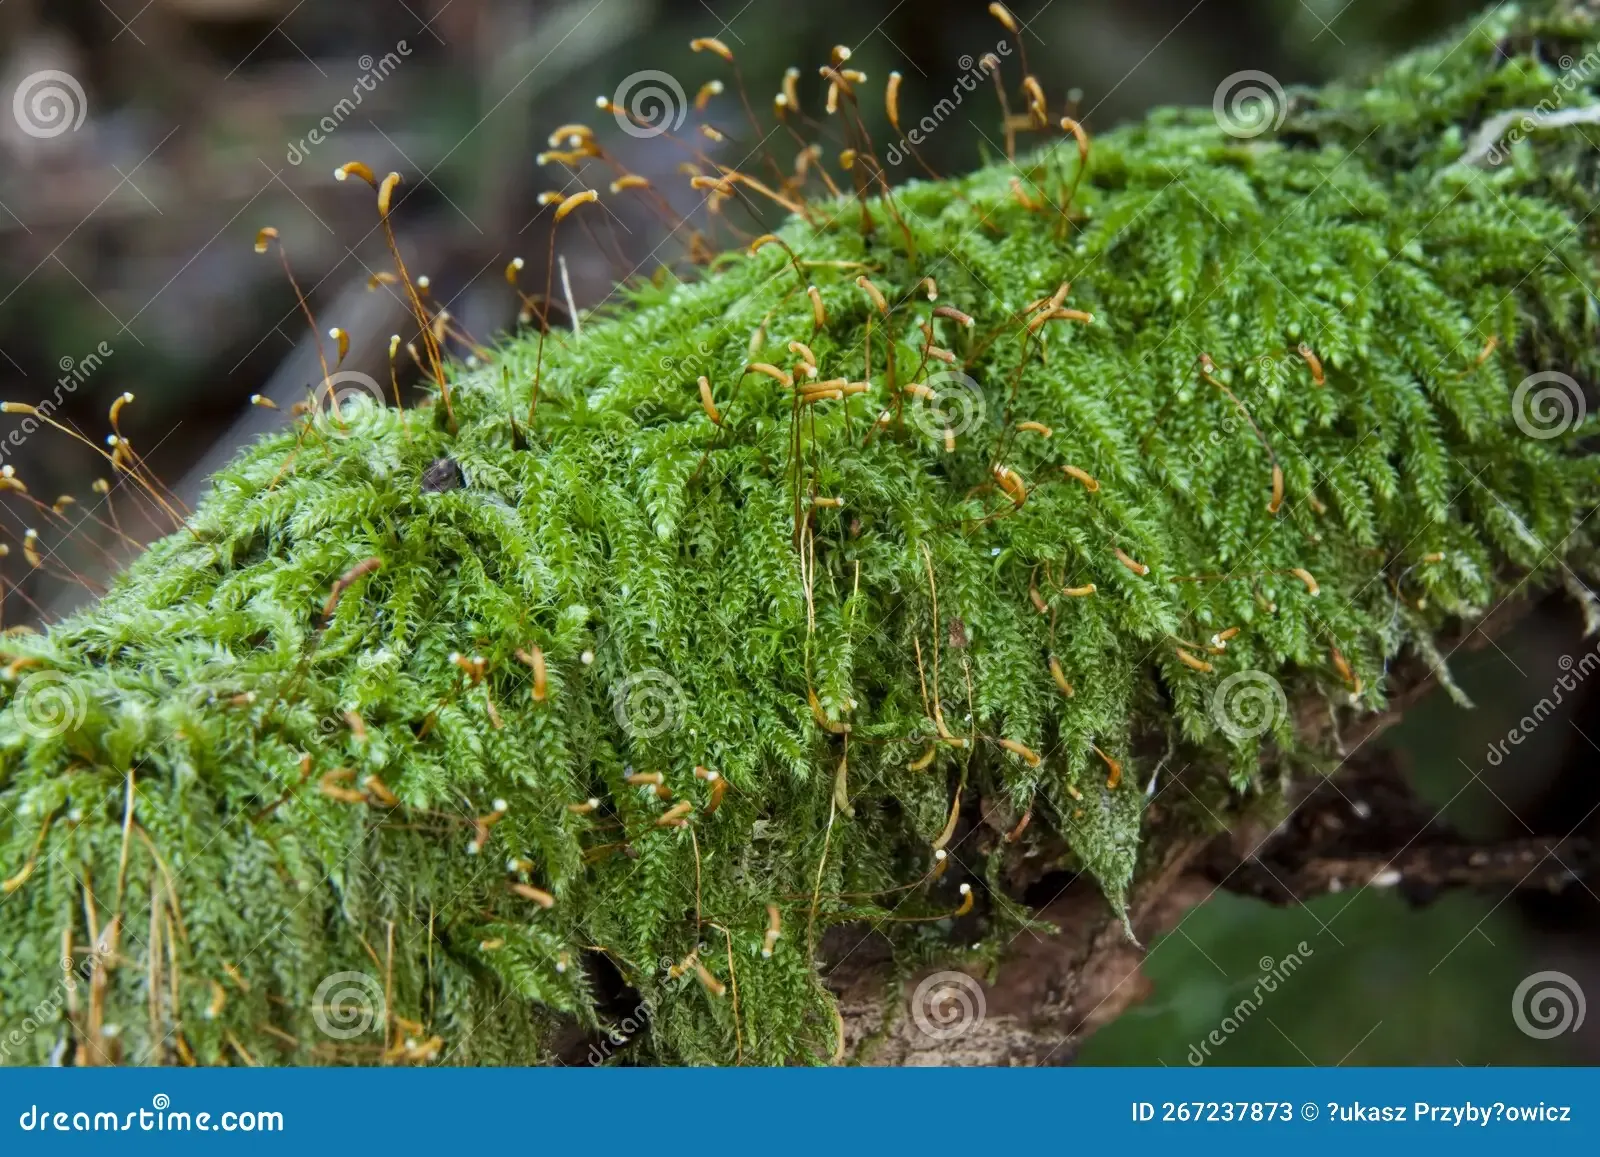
[2,0,1599,1065]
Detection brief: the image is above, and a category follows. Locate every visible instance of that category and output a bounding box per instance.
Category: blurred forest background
[0,0,1594,1065]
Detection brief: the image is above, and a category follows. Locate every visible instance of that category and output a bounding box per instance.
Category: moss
[2,1,1599,1066]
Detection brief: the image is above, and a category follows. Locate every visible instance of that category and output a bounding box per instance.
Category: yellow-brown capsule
[698,376,722,425]
[318,769,366,806]
[1093,744,1122,790]
[988,2,1019,32]
[856,275,888,315]
[253,226,279,253]
[1297,343,1325,386]
[998,738,1041,767]
[906,744,936,771]
[1174,647,1214,674]
[377,171,402,217]
[1027,307,1094,333]
[1016,420,1052,437]
[1288,567,1320,596]
[1268,463,1284,514]
[1113,547,1148,576]
[515,646,548,701]
[763,904,782,958]
[567,798,601,814]
[690,36,734,61]
[807,285,827,329]
[808,686,851,734]
[626,771,665,788]
[546,123,595,148]
[694,79,724,111]
[509,882,556,909]
[886,71,903,129]
[992,464,1028,507]
[832,754,854,817]
[657,800,693,827]
[1021,75,1048,124]
[748,362,794,387]
[1049,655,1075,698]
[554,189,598,222]
[609,174,651,193]
[1062,583,1097,597]
[1061,464,1100,492]
[334,161,377,187]
[693,958,727,997]
[362,774,399,806]
[933,305,975,328]
[951,882,975,917]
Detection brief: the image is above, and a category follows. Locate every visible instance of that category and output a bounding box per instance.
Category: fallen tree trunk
[2,0,1599,1067]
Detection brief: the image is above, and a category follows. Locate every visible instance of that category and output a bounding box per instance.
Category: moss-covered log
[2,0,1599,1066]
